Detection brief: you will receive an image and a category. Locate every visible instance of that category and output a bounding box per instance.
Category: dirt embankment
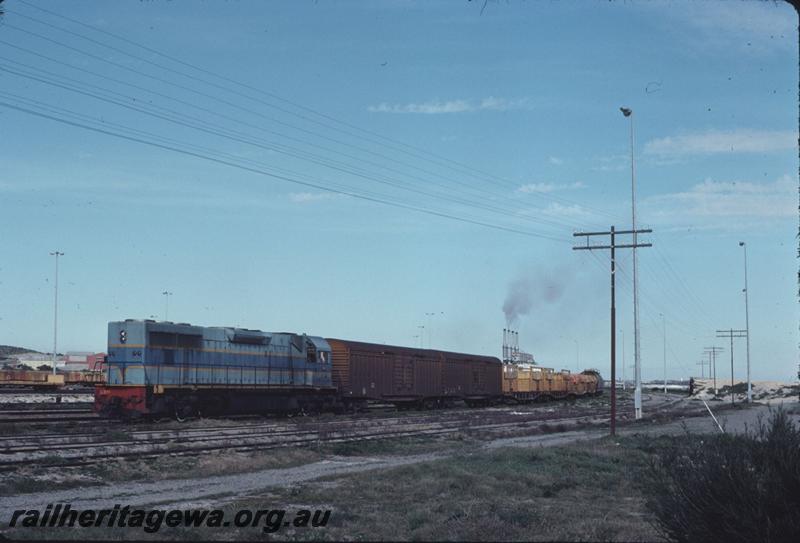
[690,379,799,403]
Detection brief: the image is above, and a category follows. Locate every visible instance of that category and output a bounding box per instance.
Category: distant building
[65,351,106,372]
[14,353,62,369]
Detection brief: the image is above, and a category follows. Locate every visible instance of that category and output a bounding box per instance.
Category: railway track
[0,387,95,394]
[0,408,607,470]
[0,408,99,424]
[0,393,685,470]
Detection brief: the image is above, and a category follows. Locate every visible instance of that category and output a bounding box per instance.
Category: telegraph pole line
[716,329,747,406]
[573,226,652,436]
[704,347,724,397]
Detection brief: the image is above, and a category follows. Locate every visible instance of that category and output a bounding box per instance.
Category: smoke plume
[502,267,567,325]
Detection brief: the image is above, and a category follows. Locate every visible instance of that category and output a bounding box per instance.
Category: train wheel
[174,401,195,423]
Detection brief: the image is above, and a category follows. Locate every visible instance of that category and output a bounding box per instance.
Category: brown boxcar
[327,338,502,407]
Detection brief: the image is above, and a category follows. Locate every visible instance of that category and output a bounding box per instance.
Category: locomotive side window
[290,334,305,353]
[306,341,317,363]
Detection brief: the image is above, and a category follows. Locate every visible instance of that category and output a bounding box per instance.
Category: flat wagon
[0,369,104,388]
[0,369,65,388]
[327,338,502,408]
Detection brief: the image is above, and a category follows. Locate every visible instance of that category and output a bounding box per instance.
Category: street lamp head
[739,241,745,247]
[620,107,632,117]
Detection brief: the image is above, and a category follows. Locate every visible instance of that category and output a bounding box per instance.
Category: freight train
[95,320,603,420]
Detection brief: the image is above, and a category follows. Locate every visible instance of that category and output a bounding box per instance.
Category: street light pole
[50,251,64,376]
[739,241,751,403]
[621,329,626,390]
[661,313,667,394]
[162,291,173,321]
[424,312,434,349]
[621,106,642,419]
[573,339,579,372]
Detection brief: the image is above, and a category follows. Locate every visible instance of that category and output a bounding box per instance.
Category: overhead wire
[0,58,583,235]
[650,236,720,325]
[0,92,570,241]
[7,3,626,227]
[0,27,605,235]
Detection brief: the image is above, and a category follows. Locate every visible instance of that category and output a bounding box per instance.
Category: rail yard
[2,1,796,541]
[2,320,796,541]
[4,386,795,541]
[0,389,688,474]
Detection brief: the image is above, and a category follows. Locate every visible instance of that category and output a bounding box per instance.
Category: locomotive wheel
[174,401,196,423]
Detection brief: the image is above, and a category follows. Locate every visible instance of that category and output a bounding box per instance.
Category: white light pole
[50,251,64,376]
[739,241,751,402]
[660,313,666,394]
[417,325,425,348]
[621,329,626,390]
[621,106,642,419]
[424,312,434,348]
[162,291,173,321]
[573,339,579,372]
[423,312,445,349]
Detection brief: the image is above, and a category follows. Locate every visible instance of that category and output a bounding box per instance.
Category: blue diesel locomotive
[95,319,598,420]
[95,320,336,419]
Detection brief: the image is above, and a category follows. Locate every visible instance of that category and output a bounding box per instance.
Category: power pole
[704,346,724,397]
[739,242,751,403]
[716,329,747,406]
[573,226,652,436]
[50,251,64,376]
[697,358,708,379]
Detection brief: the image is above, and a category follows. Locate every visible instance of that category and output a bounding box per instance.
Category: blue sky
[0,0,796,381]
